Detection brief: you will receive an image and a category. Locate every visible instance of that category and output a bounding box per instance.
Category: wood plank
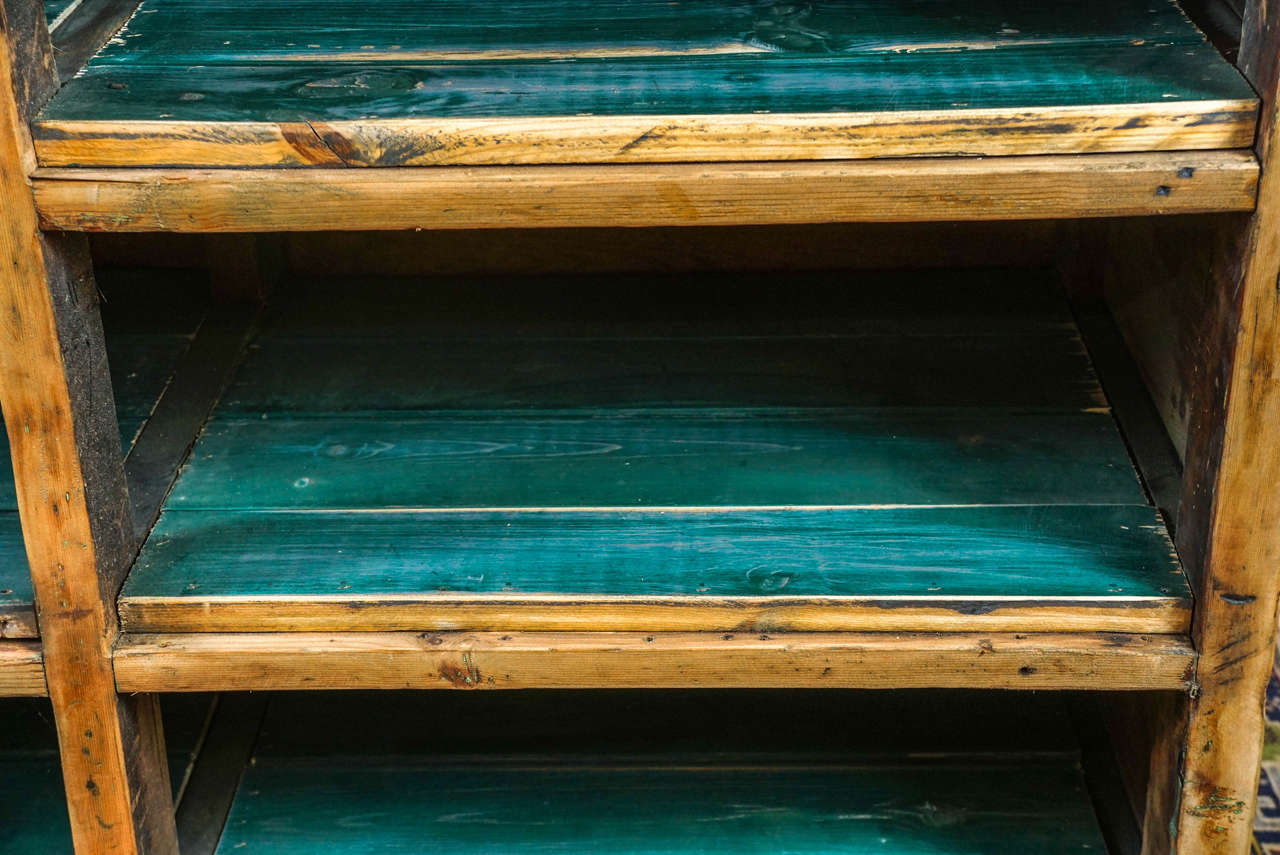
[30,0,1257,167]
[0,641,46,696]
[112,630,1197,693]
[209,754,1108,855]
[162,410,1147,510]
[0,3,178,851]
[176,695,268,855]
[120,505,1187,634]
[31,153,1260,232]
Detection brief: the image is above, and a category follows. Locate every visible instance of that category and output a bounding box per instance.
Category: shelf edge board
[112,630,1196,693]
[32,151,1259,233]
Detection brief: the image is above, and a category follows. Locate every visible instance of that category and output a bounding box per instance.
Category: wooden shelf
[0,274,204,640]
[115,269,1191,641]
[32,0,1256,168]
[181,692,1114,855]
[32,152,1260,232]
[113,630,1196,692]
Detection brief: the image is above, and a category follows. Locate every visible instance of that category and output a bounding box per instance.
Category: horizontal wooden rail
[0,641,46,696]
[113,631,1197,693]
[33,151,1258,233]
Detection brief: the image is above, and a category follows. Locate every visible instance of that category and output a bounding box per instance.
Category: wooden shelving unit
[1,0,1278,853]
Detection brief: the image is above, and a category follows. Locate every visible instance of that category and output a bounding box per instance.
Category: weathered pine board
[30,0,1257,166]
[165,410,1146,510]
[119,505,1188,633]
[114,630,1198,691]
[32,154,1261,231]
[212,754,1109,855]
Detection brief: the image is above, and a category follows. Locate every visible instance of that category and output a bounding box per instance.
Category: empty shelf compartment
[193,691,1116,855]
[33,0,1257,168]
[120,269,1189,635]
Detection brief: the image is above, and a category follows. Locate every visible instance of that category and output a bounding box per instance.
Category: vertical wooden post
[0,4,178,854]
[1174,3,1280,853]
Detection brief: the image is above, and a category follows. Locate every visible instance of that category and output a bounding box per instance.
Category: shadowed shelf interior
[30,0,1258,168]
[0,695,215,854]
[115,268,1190,636]
[180,690,1122,855]
[0,271,206,640]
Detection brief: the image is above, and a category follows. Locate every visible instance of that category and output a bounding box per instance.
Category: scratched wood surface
[122,270,1189,634]
[30,0,1257,166]
[0,274,202,638]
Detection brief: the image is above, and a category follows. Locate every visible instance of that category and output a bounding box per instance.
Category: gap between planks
[31,151,1259,232]
[112,631,1197,692]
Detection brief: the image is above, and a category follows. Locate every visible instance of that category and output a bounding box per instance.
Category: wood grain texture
[29,0,1257,167]
[47,0,144,82]
[163,411,1147,509]
[119,505,1188,634]
[210,754,1109,855]
[0,4,177,851]
[1173,1,1280,849]
[112,631,1198,693]
[0,641,46,695]
[31,153,1260,233]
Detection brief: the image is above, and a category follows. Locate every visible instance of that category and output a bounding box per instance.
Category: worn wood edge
[111,630,1198,692]
[30,100,1260,168]
[0,639,46,696]
[0,603,38,638]
[30,151,1260,232]
[116,595,1193,635]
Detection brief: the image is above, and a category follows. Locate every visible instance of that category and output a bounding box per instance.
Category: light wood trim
[0,640,45,696]
[0,3,177,851]
[113,631,1197,693]
[31,100,1259,168]
[117,594,1192,636]
[32,151,1259,233]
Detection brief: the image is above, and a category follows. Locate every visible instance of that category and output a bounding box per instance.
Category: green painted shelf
[120,269,1190,636]
[0,272,205,639]
[31,0,1257,167]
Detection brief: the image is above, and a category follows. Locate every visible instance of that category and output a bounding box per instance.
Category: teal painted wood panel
[167,410,1145,510]
[0,755,73,854]
[45,40,1251,124]
[62,0,1217,65]
[214,755,1108,855]
[40,0,1253,124]
[44,0,73,26]
[124,504,1185,602]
